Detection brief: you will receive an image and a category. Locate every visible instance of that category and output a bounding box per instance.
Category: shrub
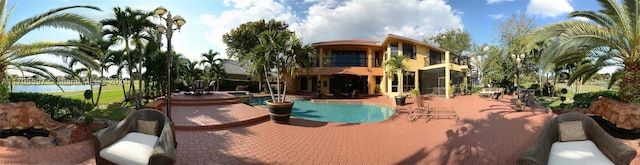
[560,96,567,103]
[9,92,94,122]
[528,84,541,96]
[553,88,564,96]
[0,83,8,103]
[83,90,93,100]
[572,90,619,108]
[560,88,568,94]
[471,86,483,93]
[218,79,260,92]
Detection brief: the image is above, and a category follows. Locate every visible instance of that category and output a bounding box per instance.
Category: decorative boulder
[30,136,56,148]
[586,97,640,130]
[0,102,77,148]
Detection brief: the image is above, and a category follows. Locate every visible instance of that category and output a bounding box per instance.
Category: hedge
[572,90,619,108]
[8,92,93,122]
[218,79,260,93]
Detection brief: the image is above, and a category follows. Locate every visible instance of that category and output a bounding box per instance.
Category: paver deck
[2,94,640,164]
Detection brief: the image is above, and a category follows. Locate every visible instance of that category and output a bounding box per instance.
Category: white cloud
[294,0,462,43]
[572,16,590,22]
[488,14,504,20]
[200,0,297,58]
[526,0,574,18]
[487,0,514,5]
[201,0,462,58]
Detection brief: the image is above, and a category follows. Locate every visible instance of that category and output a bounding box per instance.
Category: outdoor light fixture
[511,53,525,93]
[155,6,186,121]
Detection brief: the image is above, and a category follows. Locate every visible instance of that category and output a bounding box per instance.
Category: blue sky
[6,0,605,76]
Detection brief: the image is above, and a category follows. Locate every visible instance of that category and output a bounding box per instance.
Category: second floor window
[403,43,416,59]
[390,42,399,56]
[429,50,443,65]
[330,50,367,67]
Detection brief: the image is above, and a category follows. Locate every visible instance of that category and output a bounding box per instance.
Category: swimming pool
[251,97,395,123]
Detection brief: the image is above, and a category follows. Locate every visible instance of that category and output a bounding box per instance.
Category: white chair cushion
[99,132,159,165]
[549,140,613,165]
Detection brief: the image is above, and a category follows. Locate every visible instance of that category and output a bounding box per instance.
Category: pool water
[250,97,395,123]
[250,96,271,105]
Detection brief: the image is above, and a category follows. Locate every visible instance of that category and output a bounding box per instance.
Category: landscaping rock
[586,97,640,130]
[0,102,86,148]
[0,136,31,148]
[30,136,56,148]
[0,101,62,130]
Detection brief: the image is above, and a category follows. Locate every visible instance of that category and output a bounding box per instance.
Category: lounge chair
[206,80,216,92]
[517,113,636,165]
[409,94,459,122]
[91,109,176,165]
[193,80,205,95]
[351,90,360,98]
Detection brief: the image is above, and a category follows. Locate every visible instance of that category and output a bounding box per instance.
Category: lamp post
[511,53,525,93]
[154,6,186,120]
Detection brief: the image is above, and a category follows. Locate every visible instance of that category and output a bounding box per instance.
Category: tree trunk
[121,79,128,100]
[620,61,640,103]
[124,39,137,107]
[95,69,105,107]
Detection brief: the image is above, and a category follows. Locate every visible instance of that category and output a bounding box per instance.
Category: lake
[11,85,94,93]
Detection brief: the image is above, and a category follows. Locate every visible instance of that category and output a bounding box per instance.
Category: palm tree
[141,29,162,100]
[105,50,129,100]
[201,49,224,90]
[211,61,226,91]
[0,0,101,99]
[384,54,409,97]
[68,35,117,106]
[101,7,153,108]
[525,0,640,102]
[130,11,154,107]
[179,58,202,85]
[248,30,313,103]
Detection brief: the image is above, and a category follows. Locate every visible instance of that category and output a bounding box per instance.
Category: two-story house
[290,34,469,99]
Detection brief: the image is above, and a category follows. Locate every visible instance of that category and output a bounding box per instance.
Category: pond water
[11,85,94,93]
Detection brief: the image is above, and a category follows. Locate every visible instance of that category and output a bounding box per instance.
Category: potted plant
[248,30,314,124]
[384,55,409,106]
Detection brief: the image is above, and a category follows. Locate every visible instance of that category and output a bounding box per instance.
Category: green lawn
[534,81,618,108]
[47,81,145,106]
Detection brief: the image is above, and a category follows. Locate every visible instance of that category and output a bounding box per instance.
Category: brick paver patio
[1,94,639,164]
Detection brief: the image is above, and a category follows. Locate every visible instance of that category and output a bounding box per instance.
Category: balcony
[315,57,382,67]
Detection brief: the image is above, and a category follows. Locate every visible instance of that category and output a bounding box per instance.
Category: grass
[532,81,618,109]
[45,81,148,121]
[46,81,155,105]
[85,105,128,121]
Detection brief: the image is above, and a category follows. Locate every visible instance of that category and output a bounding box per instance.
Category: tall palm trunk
[136,39,143,108]
[124,39,136,106]
[121,78,128,100]
[620,61,640,102]
[95,69,104,107]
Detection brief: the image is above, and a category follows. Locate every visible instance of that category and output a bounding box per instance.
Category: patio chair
[351,90,360,98]
[206,80,215,92]
[517,113,636,165]
[91,109,175,165]
[193,80,205,95]
[408,94,459,122]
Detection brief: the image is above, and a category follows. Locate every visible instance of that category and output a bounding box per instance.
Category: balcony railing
[423,56,469,67]
[313,57,382,67]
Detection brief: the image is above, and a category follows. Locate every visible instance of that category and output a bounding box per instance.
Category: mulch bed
[70,122,107,144]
